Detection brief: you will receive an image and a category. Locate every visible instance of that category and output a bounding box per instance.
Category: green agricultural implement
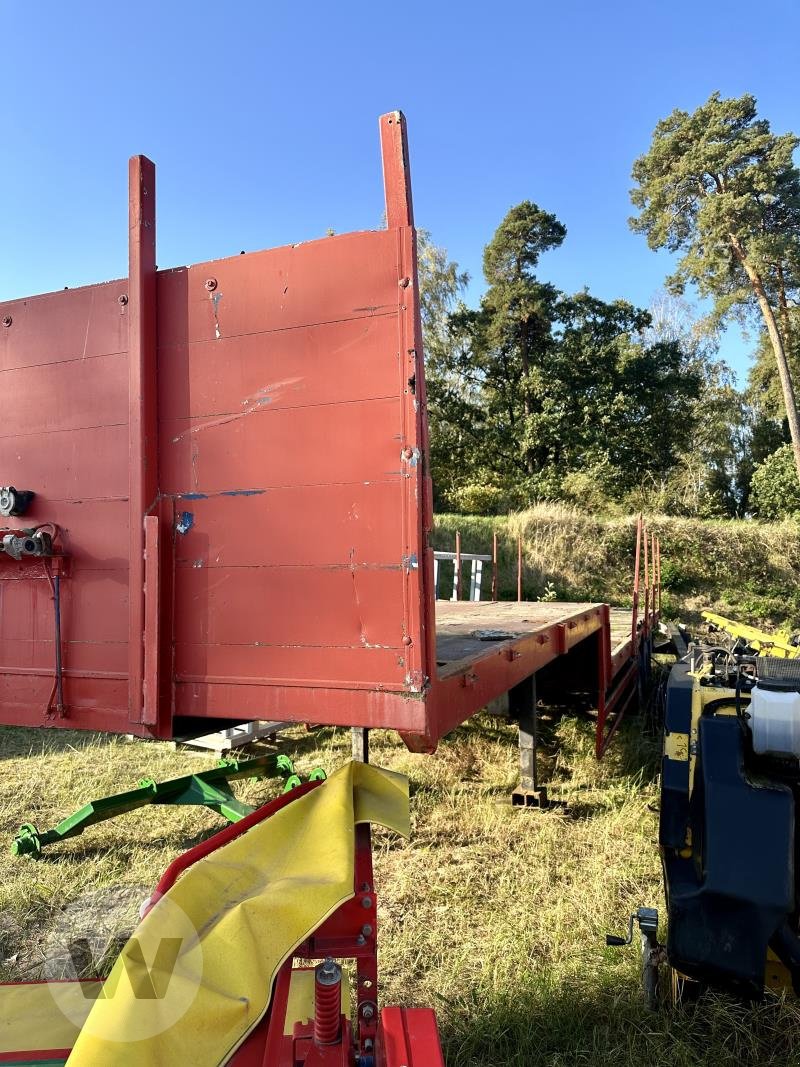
[12,753,326,858]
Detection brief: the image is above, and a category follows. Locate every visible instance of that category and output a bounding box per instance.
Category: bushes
[750,444,800,520]
[446,480,508,517]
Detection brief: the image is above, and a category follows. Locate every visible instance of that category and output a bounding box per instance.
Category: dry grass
[2,715,800,1065]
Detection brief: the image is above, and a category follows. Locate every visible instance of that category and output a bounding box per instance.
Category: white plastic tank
[750,684,800,759]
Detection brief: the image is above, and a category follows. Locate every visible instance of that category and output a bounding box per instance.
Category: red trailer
[0,112,656,763]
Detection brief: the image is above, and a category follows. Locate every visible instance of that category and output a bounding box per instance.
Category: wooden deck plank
[435,601,594,678]
[435,600,635,680]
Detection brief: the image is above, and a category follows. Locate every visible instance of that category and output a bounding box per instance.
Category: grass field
[2,711,800,1066]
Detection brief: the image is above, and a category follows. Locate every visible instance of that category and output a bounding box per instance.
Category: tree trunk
[729,235,800,481]
[777,263,795,367]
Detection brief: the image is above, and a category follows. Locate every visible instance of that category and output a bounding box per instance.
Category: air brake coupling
[0,487,35,517]
[1,530,53,560]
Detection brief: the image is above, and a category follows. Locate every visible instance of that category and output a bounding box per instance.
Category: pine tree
[630,92,800,478]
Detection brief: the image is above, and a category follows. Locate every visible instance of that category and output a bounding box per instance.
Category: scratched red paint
[0,112,644,750]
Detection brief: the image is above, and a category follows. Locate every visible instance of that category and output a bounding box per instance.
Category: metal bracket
[511,784,554,809]
[606,906,659,946]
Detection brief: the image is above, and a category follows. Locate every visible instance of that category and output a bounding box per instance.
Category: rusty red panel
[173,678,428,733]
[0,637,127,675]
[43,500,129,563]
[156,230,400,346]
[0,673,129,730]
[158,317,400,422]
[174,643,406,686]
[0,269,133,732]
[0,424,128,502]
[174,567,407,649]
[0,352,128,438]
[0,280,128,370]
[160,395,405,492]
[171,485,405,568]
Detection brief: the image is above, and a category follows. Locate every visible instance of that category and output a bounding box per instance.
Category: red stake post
[454,530,462,601]
[491,531,498,602]
[517,533,523,602]
[643,527,650,641]
[128,155,158,727]
[631,515,642,652]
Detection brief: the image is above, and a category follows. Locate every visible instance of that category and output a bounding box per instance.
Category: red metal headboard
[0,113,435,738]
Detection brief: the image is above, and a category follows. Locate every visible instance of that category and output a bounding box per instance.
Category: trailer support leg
[510,674,552,808]
[352,727,370,764]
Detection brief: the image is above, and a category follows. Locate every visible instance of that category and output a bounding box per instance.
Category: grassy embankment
[435,504,800,632]
[2,714,800,1066]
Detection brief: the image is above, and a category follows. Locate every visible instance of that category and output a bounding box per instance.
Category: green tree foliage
[739,328,793,513]
[479,202,566,478]
[750,444,800,519]
[421,205,703,513]
[636,293,747,517]
[415,230,476,510]
[630,92,800,479]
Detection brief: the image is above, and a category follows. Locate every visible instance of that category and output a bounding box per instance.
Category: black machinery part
[661,664,795,998]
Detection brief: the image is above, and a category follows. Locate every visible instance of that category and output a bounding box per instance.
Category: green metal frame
[12,755,327,858]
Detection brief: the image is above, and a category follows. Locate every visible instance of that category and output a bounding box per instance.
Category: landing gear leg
[352,727,370,764]
[607,907,663,1009]
[640,915,661,1010]
[510,674,552,808]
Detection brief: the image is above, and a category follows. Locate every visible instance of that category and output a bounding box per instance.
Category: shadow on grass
[25,824,228,864]
[0,721,343,765]
[437,980,800,1067]
[425,700,661,818]
[601,718,661,786]
[0,725,121,760]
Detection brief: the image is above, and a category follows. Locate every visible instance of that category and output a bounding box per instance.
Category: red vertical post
[643,527,650,641]
[656,538,661,616]
[128,155,158,726]
[517,533,523,602]
[595,603,611,759]
[455,530,462,602]
[631,515,642,652]
[379,111,414,228]
[650,532,657,627]
[143,515,160,724]
[379,111,434,701]
[491,530,498,602]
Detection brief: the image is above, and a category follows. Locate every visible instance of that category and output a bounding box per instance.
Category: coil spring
[314,959,342,1045]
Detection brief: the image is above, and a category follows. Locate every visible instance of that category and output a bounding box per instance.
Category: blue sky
[2,0,798,381]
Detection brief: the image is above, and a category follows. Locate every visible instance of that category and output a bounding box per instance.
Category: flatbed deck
[435,601,633,679]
